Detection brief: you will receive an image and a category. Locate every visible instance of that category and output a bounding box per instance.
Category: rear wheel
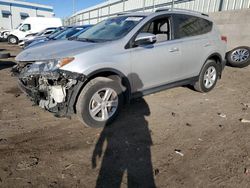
[226,46,250,68]
[194,59,219,93]
[76,77,124,128]
[8,35,18,44]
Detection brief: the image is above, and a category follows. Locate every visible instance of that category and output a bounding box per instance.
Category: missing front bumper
[13,65,86,117]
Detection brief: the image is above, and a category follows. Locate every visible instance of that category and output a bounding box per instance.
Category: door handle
[169,47,179,52]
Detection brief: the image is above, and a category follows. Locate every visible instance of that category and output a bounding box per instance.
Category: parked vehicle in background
[0,30,10,42]
[13,10,227,128]
[7,17,62,44]
[23,26,71,48]
[25,25,93,49]
[19,27,58,47]
[69,25,94,38]
[226,46,250,68]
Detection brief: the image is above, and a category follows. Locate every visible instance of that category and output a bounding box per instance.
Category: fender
[87,68,132,101]
[67,68,132,115]
[200,52,224,78]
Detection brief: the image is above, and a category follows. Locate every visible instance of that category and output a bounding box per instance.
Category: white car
[18,27,57,47]
[8,17,62,44]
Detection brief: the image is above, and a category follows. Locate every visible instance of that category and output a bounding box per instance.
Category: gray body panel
[16,10,226,95]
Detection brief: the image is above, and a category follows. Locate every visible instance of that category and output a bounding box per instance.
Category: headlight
[27,57,75,73]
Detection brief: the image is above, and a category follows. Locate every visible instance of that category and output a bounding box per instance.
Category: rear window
[173,14,213,39]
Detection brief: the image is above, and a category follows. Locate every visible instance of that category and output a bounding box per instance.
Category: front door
[129,15,184,93]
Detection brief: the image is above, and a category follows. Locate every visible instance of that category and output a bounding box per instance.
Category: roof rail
[155,8,209,17]
[117,11,134,16]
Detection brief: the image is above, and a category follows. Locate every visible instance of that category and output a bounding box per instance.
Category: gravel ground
[0,42,250,188]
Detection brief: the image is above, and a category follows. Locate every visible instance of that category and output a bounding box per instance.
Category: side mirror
[134,33,157,46]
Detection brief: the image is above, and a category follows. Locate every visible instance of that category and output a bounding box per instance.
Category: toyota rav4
[13,10,227,127]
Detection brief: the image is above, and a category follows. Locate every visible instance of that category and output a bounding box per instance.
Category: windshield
[48,29,66,39]
[72,25,93,37]
[77,16,144,42]
[15,23,22,29]
[54,27,83,40]
[36,30,45,36]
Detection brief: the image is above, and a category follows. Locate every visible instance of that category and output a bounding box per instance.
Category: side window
[173,14,213,39]
[19,24,31,32]
[138,16,171,43]
[44,31,54,35]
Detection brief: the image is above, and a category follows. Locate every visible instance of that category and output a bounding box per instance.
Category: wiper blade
[76,38,97,43]
[68,36,78,41]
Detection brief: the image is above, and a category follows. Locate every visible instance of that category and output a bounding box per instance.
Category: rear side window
[173,14,213,39]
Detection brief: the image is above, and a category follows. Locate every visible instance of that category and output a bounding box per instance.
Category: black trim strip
[132,76,199,98]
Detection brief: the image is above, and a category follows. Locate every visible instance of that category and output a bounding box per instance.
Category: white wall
[0,3,11,29]
[210,9,250,50]
[0,1,54,30]
[68,0,250,25]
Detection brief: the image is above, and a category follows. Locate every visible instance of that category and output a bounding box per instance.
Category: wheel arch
[207,53,223,64]
[86,68,132,96]
[69,68,132,115]
[201,52,223,78]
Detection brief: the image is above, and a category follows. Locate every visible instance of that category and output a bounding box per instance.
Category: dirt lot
[0,42,250,188]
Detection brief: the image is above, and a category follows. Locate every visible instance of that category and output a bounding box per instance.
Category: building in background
[0,0,54,30]
[65,0,250,25]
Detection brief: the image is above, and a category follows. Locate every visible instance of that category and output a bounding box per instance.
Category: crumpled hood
[16,39,102,62]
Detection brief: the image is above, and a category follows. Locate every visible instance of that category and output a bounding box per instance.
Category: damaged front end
[12,60,86,117]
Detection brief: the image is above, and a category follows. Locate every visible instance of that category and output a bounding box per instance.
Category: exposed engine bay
[12,62,86,117]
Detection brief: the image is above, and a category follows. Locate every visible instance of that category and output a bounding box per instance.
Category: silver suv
[13,10,227,127]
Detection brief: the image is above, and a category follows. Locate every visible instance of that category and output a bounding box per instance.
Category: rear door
[172,14,214,77]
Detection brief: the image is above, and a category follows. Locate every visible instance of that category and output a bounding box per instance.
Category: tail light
[221,36,227,43]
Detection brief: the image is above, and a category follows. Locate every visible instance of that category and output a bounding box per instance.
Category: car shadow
[0,60,16,71]
[92,74,156,188]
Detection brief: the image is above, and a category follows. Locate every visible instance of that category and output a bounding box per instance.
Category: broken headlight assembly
[26,57,75,74]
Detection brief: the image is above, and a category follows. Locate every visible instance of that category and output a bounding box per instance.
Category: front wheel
[8,35,18,44]
[194,59,219,93]
[76,77,124,128]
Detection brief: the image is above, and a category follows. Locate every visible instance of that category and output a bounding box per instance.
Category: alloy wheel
[204,66,217,89]
[89,88,118,122]
[231,48,249,63]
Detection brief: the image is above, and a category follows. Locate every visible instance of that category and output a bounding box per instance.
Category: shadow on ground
[92,98,156,188]
[92,73,156,188]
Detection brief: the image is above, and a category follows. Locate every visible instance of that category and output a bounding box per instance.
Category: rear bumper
[218,59,227,79]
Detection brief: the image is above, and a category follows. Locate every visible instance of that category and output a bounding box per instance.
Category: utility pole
[171,0,174,10]
[122,0,125,12]
[143,0,146,12]
[73,0,75,14]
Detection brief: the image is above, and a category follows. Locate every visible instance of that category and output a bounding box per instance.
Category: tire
[226,46,250,68]
[0,52,10,59]
[76,77,124,128]
[194,59,219,93]
[8,35,18,44]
